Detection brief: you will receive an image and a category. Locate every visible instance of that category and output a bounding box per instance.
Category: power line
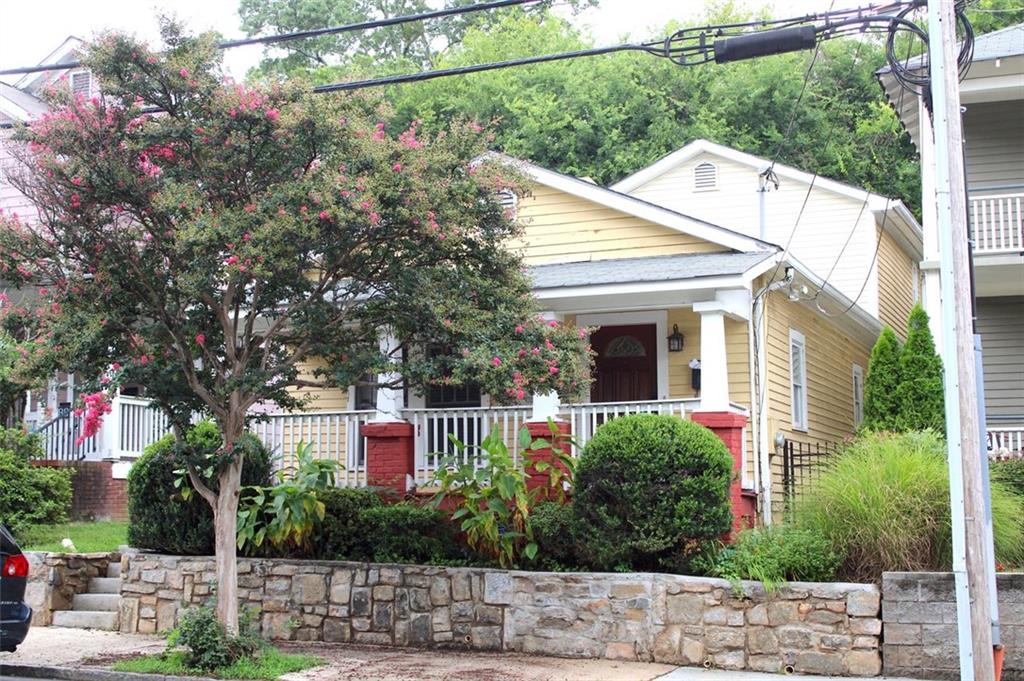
[0,0,546,77]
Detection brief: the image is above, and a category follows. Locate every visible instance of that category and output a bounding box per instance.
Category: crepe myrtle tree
[0,24,591,632]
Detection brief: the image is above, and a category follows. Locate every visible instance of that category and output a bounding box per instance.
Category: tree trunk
[212,412,246,635]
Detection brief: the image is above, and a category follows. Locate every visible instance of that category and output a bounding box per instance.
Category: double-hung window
[789,329,808,431]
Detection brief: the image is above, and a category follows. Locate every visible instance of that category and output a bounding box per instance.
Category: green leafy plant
[991,457,1024,498]
[129,423,272,555]
[529,500,581,570]
[695,525,842,593]
[431,428,538,567]
[572,414,734,572]
[169,604,261,670]
[796,430,1024,581]
[0,426,43,462]
[235,442,338,555]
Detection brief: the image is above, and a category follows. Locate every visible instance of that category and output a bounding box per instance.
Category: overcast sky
[0,0,827,85]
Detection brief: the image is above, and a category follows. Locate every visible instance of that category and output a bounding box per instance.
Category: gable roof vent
[70,71,92,98]
[693,161,718,191]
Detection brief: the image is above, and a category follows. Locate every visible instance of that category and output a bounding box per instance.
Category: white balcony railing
[989,427,1024,458]
[250,410,374,487]
[971,192,1023,255]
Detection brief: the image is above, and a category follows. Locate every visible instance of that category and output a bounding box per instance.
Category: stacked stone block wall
[119,553,881,675]
[882,571,1024,680]
[24,552,116,625]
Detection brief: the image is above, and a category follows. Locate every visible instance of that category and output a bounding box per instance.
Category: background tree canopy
[236,0,1022,217]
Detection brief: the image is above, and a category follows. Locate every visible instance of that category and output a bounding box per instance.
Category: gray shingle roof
[877,22,1024,73]
[529,252,775,290]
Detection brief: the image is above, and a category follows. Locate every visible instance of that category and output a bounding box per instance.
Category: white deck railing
[250,410,374,487]
[405,405,531,485]
[971,191,1023,255]
[35,411,98,461]
[115,395,173,457]
[406,398,697,486]
[989,427,1024,457]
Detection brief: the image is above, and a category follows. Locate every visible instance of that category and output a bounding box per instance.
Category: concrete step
[88,577,121,594]
[72,593,120,612]
[106,562,121,578]
[51,609,119,630]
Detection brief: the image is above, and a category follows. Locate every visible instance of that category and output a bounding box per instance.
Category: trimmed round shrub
[796,430,1024,581]
[127,421,273,555]
[0,449,73,537]
[313,487,384,560]
[572,414,734,571]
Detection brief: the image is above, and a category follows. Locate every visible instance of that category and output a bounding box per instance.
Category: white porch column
[97,391,122,459]
[694,291,751,413]
[697,310,729,411]
[372,329,405,422]
[530,391,560,422]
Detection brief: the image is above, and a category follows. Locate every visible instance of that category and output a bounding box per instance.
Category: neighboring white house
[878,22,1024,455]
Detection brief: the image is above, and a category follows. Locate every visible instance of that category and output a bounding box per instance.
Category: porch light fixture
[667,324,684,352]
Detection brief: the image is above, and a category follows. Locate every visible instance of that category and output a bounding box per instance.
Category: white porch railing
[405,405,531,486]
[250,410,374,487]
[115,395,173,457]
[34,411,97,461]
[406,398,697,486]
[563,398,697,452]
[988,427,1024,457]
[971,191,1023,255]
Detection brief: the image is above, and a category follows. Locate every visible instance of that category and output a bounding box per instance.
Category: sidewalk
[1,627,932,681]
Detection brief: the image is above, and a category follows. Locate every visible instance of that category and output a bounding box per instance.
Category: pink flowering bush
[0,21,590,630]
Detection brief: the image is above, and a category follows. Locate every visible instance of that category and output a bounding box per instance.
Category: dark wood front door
[590,324,657,403]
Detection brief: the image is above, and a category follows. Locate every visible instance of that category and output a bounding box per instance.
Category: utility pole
[926,1,996,679]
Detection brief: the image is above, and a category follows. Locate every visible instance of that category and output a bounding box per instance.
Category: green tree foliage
[966,0,1024,35]
[0,23,588,630]
[238,0,595,74]
[572,414,733,572]
[384,12,921,212]
[896,304,944,433]
[862,326,903,431]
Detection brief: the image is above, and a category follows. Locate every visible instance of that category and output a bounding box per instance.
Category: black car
[0,524,31,652]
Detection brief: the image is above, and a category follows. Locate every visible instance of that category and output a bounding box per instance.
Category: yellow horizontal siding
[877,226,916,336]
[512,185,728,265]
[764,291,870,512]
[287,359,350,412]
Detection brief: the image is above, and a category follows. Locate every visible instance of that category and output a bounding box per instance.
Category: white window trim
[576,310,669,400]
[789,328,808,431]
[852,363,864,427]
[693,161,718,192]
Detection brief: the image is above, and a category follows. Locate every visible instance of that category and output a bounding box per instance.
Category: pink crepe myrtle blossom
[265,108,280,122]
[491,357,502,367]
[75,392,112,445]
[225,255,239,265]
[368,212,380,225]
[179,68,190,78]
[392,163,402,172]
[195,333,205,346]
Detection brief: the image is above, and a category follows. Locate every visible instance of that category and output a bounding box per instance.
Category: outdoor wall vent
[693,161,718,191]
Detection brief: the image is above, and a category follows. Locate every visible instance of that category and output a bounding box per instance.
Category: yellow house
[248,140,923,521]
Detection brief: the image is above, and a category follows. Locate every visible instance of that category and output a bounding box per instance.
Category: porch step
[106,562,121,578]
[51,610,119,631]
[88,577,121,594]
[72,593,120,612]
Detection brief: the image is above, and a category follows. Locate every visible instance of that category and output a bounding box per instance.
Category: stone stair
[52,561,121,631]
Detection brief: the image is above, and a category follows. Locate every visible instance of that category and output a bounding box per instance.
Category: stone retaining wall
[120,553,881,676]
[24,552,116,625]
[882,571,1024,680]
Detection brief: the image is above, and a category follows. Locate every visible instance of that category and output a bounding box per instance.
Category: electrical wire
[0,0,546,77]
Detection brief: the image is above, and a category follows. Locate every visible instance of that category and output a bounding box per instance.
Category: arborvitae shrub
[895,304,945,433]
[863,326,903,431]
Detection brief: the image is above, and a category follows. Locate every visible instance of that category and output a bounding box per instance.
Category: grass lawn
[111,649,323,680]
[20,521,128,553]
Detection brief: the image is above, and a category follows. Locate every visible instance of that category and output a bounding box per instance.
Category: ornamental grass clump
[796,430,1024,582]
